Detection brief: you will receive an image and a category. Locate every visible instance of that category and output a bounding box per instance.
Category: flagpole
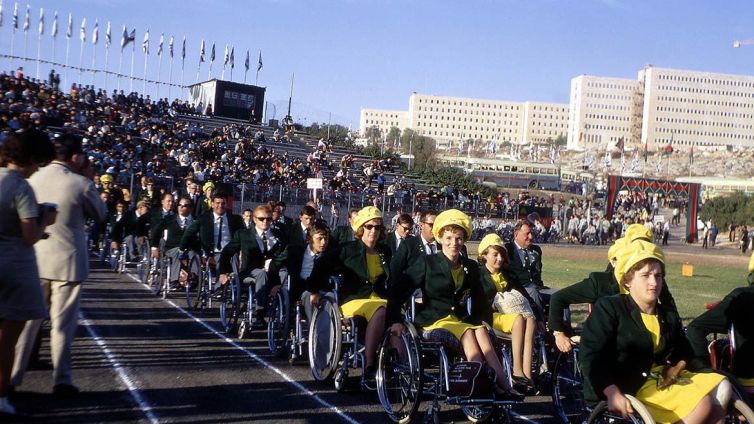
[142,48,148,94]
[103,44,109,92]
[35,28,42,79]
[64,35,70,91]
[244,68,248,84]
[91,39,97,86]
[168,53,173,100]
[157,51,162,99]
[78,34,84,84]
[24,28,29,72]
[117,48,123,91]
[129,42,135,93]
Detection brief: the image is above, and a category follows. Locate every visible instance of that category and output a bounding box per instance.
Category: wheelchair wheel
[587,394,655,424]
[462,405,494,423]
[186,255,202,310]
[219,277,240,335]
[308,295,342,383]
[728,398,754,423]
[376,321,423,424]
[161,258,171,300]
[238,283,254,340]
[267,286,291,357]
[551,350,586,424]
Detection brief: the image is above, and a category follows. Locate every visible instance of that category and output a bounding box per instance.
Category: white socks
[0,397,16,414]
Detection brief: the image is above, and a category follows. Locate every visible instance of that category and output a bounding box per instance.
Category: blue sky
[2,0,754,129]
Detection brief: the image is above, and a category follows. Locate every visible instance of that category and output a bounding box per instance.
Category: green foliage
[411,166,495,198]
[700,192,754,227]
[304,122,351,146]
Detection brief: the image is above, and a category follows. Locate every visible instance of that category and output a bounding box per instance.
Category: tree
[700,192,754,228]
[387,127,401,148]
[400,128,436,170]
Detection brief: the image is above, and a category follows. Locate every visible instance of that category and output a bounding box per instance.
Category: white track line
[80,313,160,424]
[123,273,361,424]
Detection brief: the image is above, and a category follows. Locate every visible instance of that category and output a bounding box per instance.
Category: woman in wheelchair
[307,206,392,385]
[581,239,733,423]
[387,209,523,401]
[477,233,537,391]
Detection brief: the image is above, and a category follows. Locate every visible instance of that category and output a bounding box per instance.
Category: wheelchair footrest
[445,396,521,406]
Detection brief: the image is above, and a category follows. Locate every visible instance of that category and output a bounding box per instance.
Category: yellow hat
[613,239,665,294]
[478,233,505,256]
[607,237,626,262]
[100,174,113,183]
[748,251,754,273]
[624,223,653,243]
[433,209,472,241]
[203,181,215,192]
[352,206,383,232]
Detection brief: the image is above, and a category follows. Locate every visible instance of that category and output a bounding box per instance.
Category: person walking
[0,131,56,417]
[11,134,107,399]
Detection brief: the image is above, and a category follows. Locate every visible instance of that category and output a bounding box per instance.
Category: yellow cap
[100,174,113,183]
[203,182,215,192]
[433,209,472,241]
[748,251,754,273]
[478,233,505,256]
[613,239,665,294]
[624,223,653,243]
[352,206,383,232]
[607,237,626,262]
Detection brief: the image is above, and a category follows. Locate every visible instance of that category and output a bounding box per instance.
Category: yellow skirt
[340,292,386,321]
[423,314,484,340]
[492,312,520,333]
[739,377,754,388]
[636,365,726,424]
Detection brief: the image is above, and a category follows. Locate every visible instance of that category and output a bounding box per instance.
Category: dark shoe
[28,360,53,371]
[53,384,80,399]
[363,366,377,390]
[494,386,524,402]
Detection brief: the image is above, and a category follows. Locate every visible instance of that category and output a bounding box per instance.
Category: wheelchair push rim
[267,285,291,357]
[376,321,423,424]
[308,295,342,383]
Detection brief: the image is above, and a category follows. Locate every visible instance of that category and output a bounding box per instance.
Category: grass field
[541,255,750,324]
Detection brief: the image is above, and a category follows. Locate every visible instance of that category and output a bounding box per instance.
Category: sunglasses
[422,221,435,227]
[256,216,272,222]
[178,203,191,207]
[400,225,413,232]
[363,224,385,231]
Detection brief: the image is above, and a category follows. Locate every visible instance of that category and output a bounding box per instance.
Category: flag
[181,36,186,60]
[630,152,639,172]
[22,3,28,32]
[199,39,205,62]
[79,17,85,42]
[244,49,249,71]
[615,137,624,151]
[168,35,173,58]
[12,2,17,30]
[643,142,648,164]
[37,7,43,35]
[689,144,694,166]
[142,29,149,54]
[52,11,58,38]
[210,42,215,63]
[121,26,135,50]
[157,33,163,56]
[66,12,71,38]
[223,44,228,66]
[105,21,111,46]
[662,144,674,155]
[92,20,98,44]
[257,50,262,71]
[229,47,234,68]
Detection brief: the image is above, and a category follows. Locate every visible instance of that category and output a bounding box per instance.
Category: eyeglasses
[422,221,435,227]
[400,225,413,232]
[363,224,385,231]
[256,216,272,222]
[178,203,191,207]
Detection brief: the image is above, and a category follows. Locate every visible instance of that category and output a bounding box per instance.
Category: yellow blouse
[451,266,465,289]
[366,253,384,284]
[640,312,661,352]
[490,272,508,292]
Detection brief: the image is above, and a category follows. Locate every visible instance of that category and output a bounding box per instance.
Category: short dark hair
[213,191,228,201]
[397,214,413,227]
[300,205,317,217]
[307,221,330,243]
[277,201,287,209]
[420,210,437,223]
[52,133,84,161]
[0,130,54,166]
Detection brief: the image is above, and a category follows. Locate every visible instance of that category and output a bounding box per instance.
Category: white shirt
[255,227,277,252]
[394,230,404,251]
[213,213,231,252]
[421,235,437,255]
[300,247,318,281]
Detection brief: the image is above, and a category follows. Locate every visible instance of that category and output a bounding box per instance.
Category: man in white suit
[11,134,107,398]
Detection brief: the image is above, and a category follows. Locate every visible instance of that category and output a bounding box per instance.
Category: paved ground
[9,262,565,424]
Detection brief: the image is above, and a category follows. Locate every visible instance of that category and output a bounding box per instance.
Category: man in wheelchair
[580,239,734,423]
[686,252,754,392]
[111,199,152,262]
[217,204,286,328]
[150,196,197,290]
[386,209,524,401]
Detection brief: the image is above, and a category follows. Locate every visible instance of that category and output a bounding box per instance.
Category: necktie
[262,232,269,254]
[181,217,187,229]
[216,217,223,251]
[524,250,531,268]
[428,243,437,255]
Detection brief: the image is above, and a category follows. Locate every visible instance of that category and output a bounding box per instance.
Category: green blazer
[686,285,754,377]
[218,227,287,279]
[179,212,244,254]
[150,215,194,251]
[387,253,488,329]
[329,225,355,248]
[579,294,693,405]
[308,240,392,305]
[548,265,677,334]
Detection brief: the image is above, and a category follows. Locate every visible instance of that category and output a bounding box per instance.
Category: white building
[568,66,754,151]
[361,93,569,150]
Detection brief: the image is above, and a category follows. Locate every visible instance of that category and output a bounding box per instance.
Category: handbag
[447,361,495,397]
[493,290,535,319]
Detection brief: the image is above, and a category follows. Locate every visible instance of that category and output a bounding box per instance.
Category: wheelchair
[111,235,150,282]
[376,294,522,424]
[308,276,372,392]
[550,337,586,424]
[586,394,655,424]
[219,255,269,339]
[146,243,173,299]
[186,251,215,314]
[708,323,754,409]
[268,275,325,363]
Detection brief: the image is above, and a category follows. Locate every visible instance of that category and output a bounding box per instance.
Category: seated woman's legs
[365,307,385,368]
[522,316,536,380]
[510,315,526,378]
